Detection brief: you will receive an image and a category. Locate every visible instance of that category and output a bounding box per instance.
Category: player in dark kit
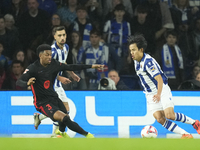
[16,44,104,138]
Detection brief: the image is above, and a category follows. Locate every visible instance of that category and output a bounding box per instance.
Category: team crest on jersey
[23,69,29,74]
[44,80,50,89]
[150,66,156,72]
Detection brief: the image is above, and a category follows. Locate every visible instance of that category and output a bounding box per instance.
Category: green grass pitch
[0,138,200,150]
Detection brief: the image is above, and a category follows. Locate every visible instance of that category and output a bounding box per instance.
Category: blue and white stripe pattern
[175,113,186,123]
[163,120,177,132]
[103,19,130,57]
[134,53,168,94]
[85,42,109,83]
[73,21,92,49]
[51,42,69,88]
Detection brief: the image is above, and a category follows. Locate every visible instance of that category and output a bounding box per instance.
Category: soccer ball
[141,125,158,138]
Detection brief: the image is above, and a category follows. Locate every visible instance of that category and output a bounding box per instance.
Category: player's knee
[165,113,175,120]
[62,115,71,125]
[156,117,165,125]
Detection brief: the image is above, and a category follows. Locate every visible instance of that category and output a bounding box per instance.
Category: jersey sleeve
[145,59,160,78]
[51,47,57,60]
[16,65,34,88]
[55,60,92,71]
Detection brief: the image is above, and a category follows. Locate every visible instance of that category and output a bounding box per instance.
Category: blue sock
[175,113,195,124]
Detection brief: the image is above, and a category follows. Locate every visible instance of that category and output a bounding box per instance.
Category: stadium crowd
[0,0,200,90]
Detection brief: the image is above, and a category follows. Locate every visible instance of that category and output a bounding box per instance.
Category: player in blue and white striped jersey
[128,33,200,139]
[34,26,80,137]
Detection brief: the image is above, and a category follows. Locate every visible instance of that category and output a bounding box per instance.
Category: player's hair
[36,44,52,56]
[127,33,147,51]
[53,25,66,35]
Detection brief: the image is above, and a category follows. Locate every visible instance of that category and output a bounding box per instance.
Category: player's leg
[164,107,200,134]
[52,102,69,136]
[52,87,70,136]
[33,113,48,130]
[160,84,193,138]
[53,110,94,138]
[56,100,94,138]
[153,110,192,138]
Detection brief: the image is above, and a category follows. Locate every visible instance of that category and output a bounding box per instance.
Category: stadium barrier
[0,91,200,138]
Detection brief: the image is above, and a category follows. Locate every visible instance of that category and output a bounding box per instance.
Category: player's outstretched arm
[59,62,104,71]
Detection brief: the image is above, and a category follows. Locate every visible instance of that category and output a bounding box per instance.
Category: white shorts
[146,84,174,114]
[54,86,69,103]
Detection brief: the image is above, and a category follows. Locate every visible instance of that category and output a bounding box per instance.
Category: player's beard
[59,41,65,46]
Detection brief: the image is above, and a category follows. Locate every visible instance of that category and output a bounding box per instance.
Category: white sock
[174,113,195,124]
[39,114,47,121]
[52,122,59,135]
[163,120,189,134]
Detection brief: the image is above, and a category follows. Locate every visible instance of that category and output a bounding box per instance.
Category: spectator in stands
[170,0,195,59]
[18,0,50,51]
[178,69,200,90]
[0,64,6,89]
[103,4,131,58]
[195,71,200,82]
[170,0,195,32]
[64,31,87,90]
[29,14,63,52]
[108,69,130,90]
[2,60,25,90]
[190,64,200,80]
[188,17,200,64]
[131,5,156,56]
[84,0,103,29]
[0,41,8,70]
[0,15,22,60]
[68,5,93,49]
[13,50,29,68]
[160,30,184,90]
[84,29,121,89]
[37,0,57,17]
[142,0,174,47]
[57,0,79,27]
[4,14,19,36]
[51,13,61,27]
[189,0,200,17]
[104,0,133,21]
[6,0,27,25]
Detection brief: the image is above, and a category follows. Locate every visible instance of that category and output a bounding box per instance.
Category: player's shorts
[146,84,174,114]
[35,96,67,121]
[54,86,69,103]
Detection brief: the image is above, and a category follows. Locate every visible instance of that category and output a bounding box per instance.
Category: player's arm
[153,74,163,103]
[58,61,104,71]
[16,66,35,88]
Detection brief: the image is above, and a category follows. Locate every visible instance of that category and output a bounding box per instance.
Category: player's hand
[153,94,161,103]
[58,76,72,84]
[92,64,104,69]
[70,72,80,82]
[27,77,36,86]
